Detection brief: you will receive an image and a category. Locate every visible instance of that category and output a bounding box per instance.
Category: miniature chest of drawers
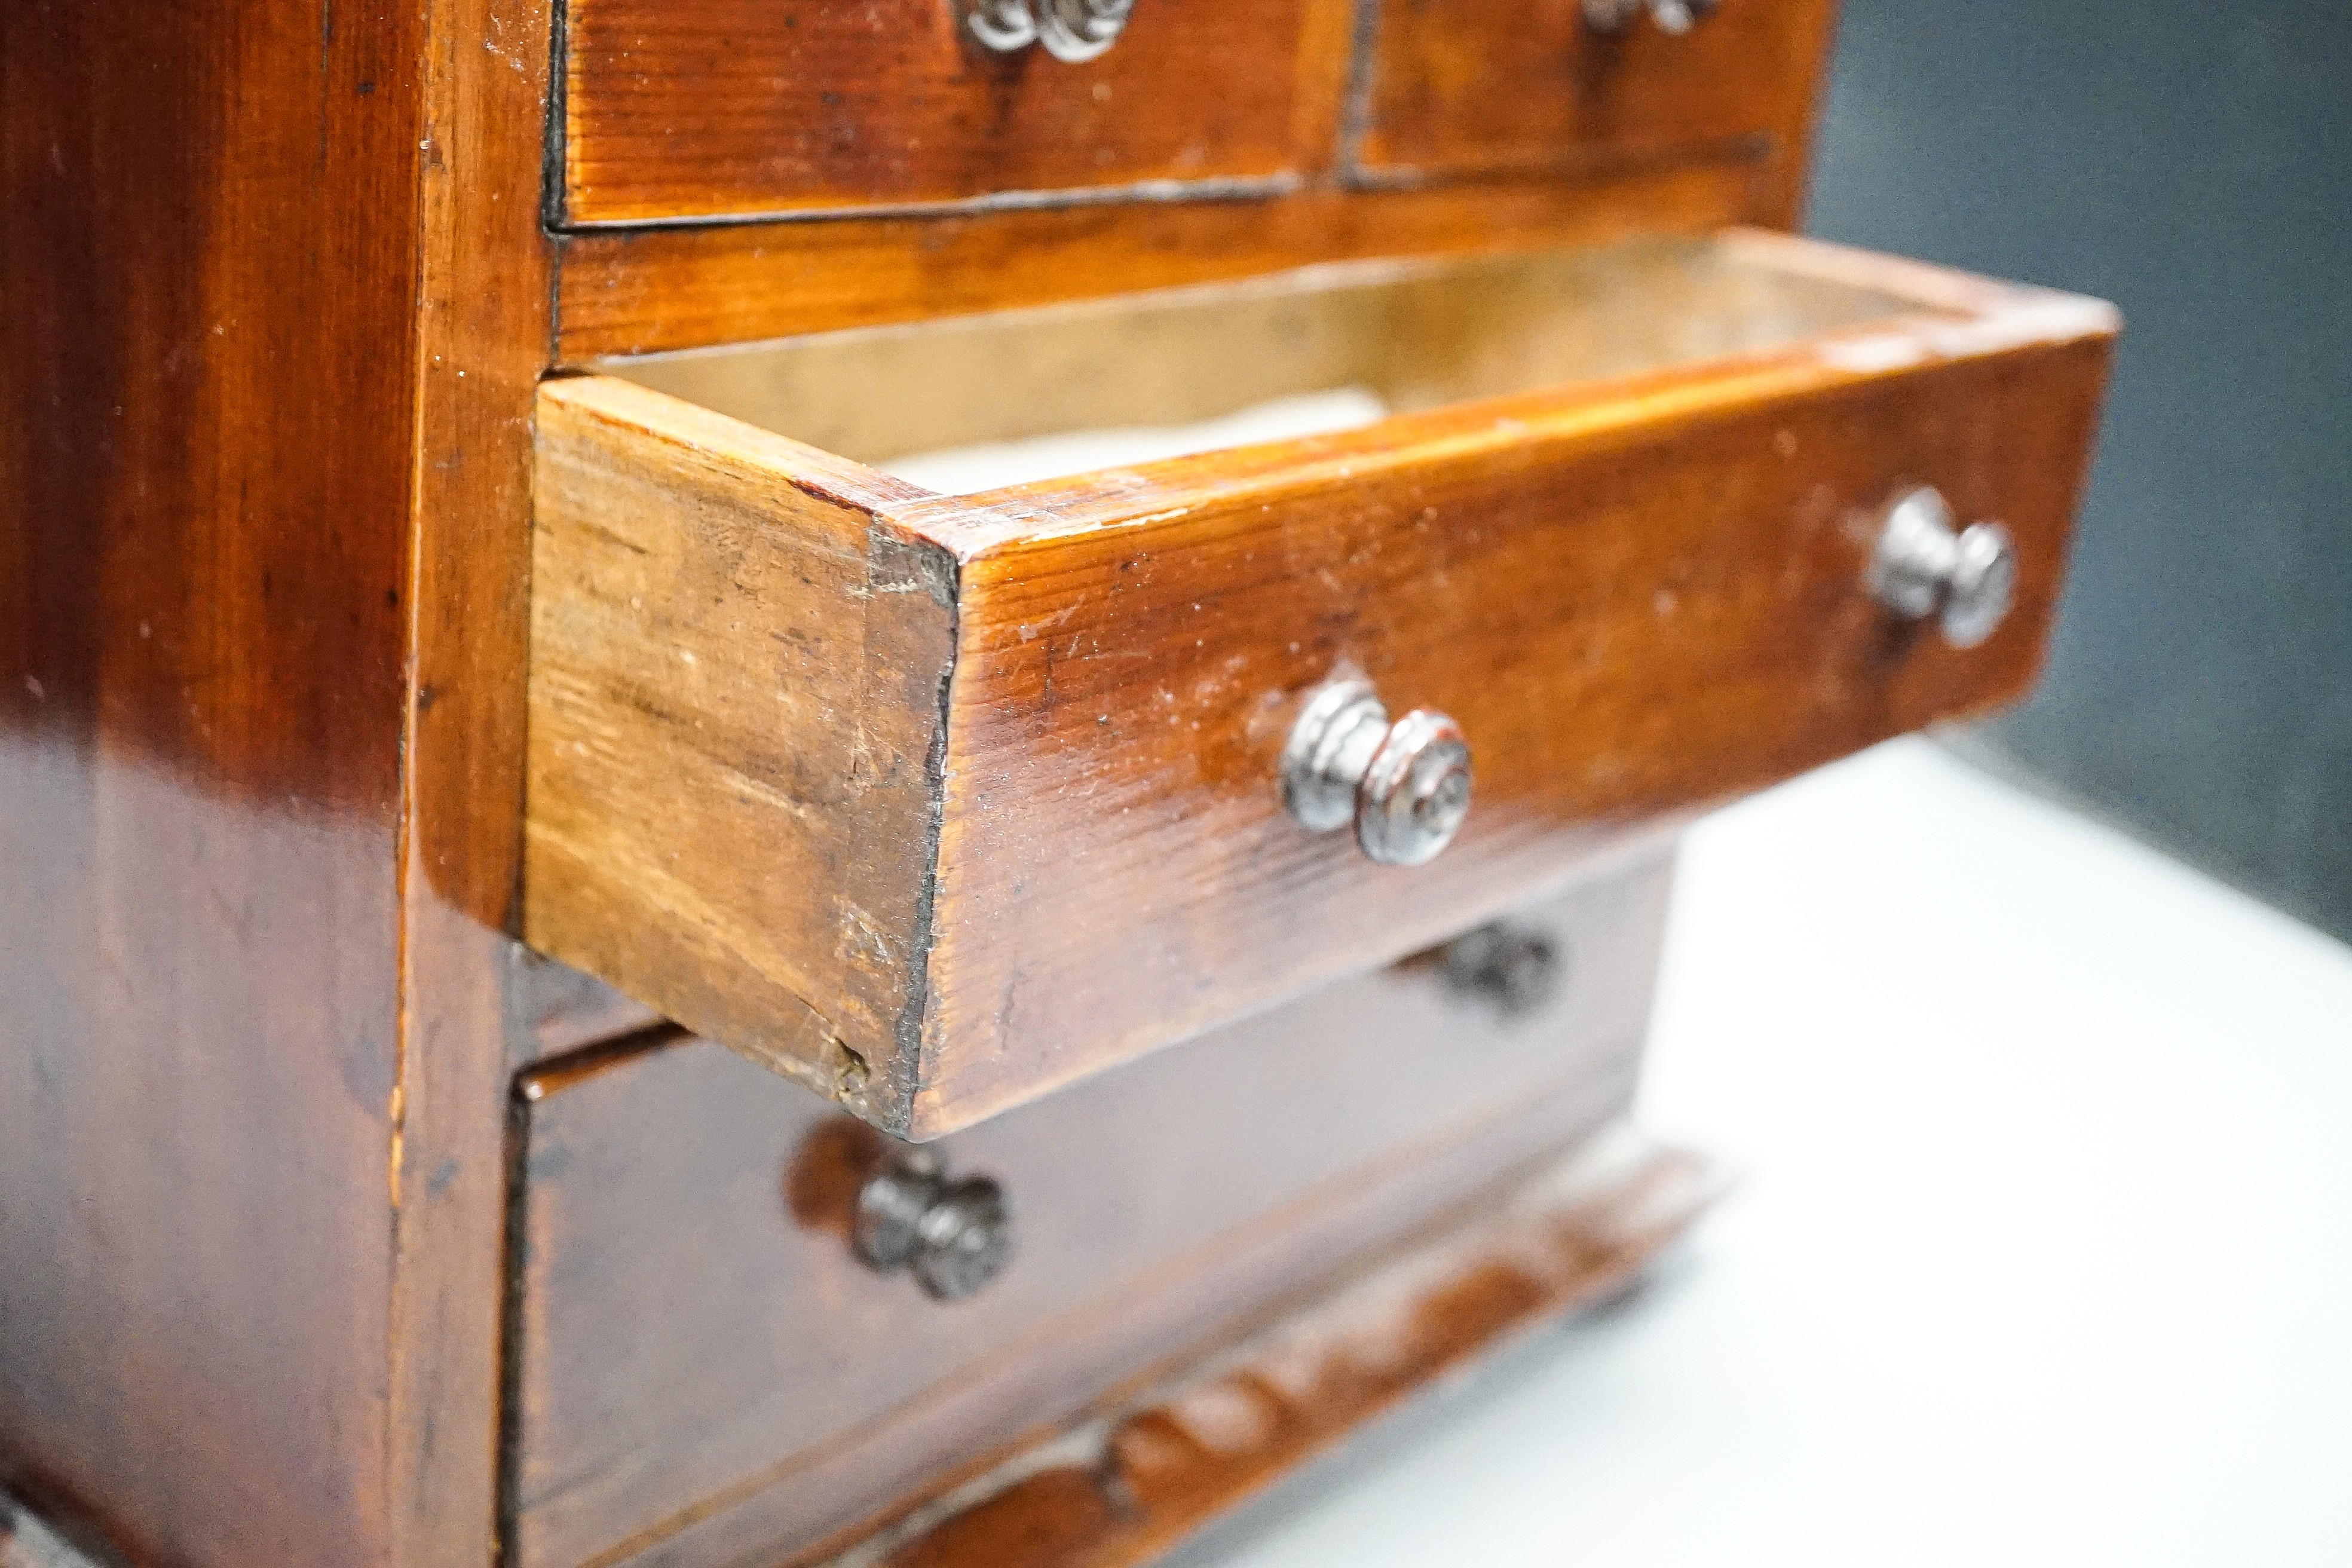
[0,2,2112,1564]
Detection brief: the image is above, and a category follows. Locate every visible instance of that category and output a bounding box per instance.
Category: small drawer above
[1353,0,1838,217]
[523,229,2117,1138]
[555,0,1353,225]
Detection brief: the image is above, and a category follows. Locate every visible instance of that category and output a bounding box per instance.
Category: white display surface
[1190,738,2352,1567]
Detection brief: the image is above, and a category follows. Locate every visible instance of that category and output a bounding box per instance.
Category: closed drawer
[509,858,1671,1568]
[524,229,2117,1137]
[556,0,1353,225]
[1353,0,1838,212]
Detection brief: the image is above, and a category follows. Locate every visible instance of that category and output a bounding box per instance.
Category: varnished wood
[1354,0,1839,229]
[865,1130,1714,1568]
[4,1,560,1564]
[553,154,1781,359]
[526,231,2118,1138]
[0,2,423,1562]
[558,0,1355,225]
[390,0,565,1557]
[3,5,2124,1564]
[509,855,1674,1568]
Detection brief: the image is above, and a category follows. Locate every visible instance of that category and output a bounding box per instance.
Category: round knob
[1439,921,1565,1018]
[908,1180,1011,1300]
[965,0,1037,50]
[853,1151,1012,1301]
[1865,486,2020,650]
[1583,0,1720,35]
[1281,679,1472,868]
[964,0,1134,60]
[1034,0,1133,60]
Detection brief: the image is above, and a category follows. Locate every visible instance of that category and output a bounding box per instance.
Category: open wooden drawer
[525,229,2117,1138]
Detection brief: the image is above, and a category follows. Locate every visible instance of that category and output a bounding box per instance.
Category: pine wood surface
[525,386,954,1128]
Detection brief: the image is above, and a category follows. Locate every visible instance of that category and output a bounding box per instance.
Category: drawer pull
[853,1152,1012,1301]
[1582,0,1719,35]
[1282,679,1473,868]
[1867,486,2020,650]
[1440,923,1565,1019]
[966,0,1135,62]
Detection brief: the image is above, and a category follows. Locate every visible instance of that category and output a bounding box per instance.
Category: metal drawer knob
[1282,679,1472,868]
[853,1150,1012,1301]
[1866,486,2020,649]
[966,0,1135,62]
[1583,0,1719,35]
[1440,921,1564,1018]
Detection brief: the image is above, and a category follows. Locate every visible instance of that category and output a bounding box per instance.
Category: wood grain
[529,231,2118,1137]
[558,0,1355,224]
[388,0,564,1558]
[1353,0,1840,228]
[554,153,1781,358]
[525,378,957,1126]
[508,854,1672,1568]
[0,3,2101,1559]
[0,1,421,1561]
[4,2,578,1564]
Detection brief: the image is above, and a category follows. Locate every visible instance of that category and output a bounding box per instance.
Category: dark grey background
[1806,1,2352,941]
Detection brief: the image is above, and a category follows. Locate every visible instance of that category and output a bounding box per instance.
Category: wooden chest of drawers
[0,2,2114,1565]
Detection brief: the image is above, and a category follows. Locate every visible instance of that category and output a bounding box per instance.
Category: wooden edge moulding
[840,1129,1718,1568]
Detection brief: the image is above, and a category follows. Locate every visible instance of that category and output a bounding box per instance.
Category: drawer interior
[610,233,1947,489]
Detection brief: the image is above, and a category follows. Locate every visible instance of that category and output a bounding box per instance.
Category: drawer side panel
[525,376,954,1129]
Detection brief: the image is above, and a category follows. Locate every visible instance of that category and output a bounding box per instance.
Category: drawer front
[1355,0,1838,218]
[510,859,1672,1568]
[525,230,2117,1138]
[557,0,1353,225]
